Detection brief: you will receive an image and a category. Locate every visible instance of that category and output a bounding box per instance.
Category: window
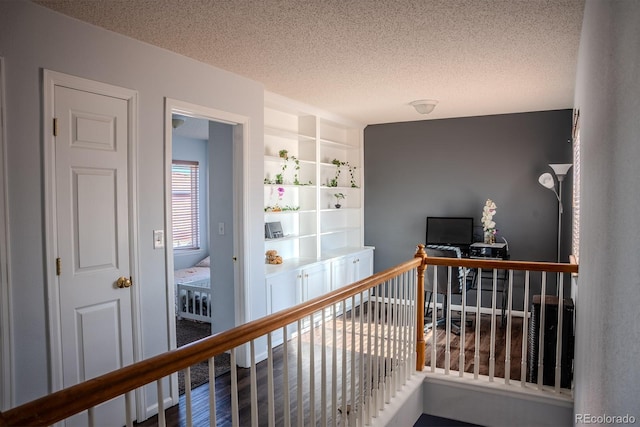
[572,110,580,261]
[172,160,200,250]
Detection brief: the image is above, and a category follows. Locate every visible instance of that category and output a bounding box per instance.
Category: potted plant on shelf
[334,192,346,208]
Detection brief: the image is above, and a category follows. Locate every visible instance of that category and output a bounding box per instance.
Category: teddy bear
[265,249,283,265]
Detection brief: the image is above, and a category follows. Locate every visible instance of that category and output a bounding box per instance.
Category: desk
[469,242,509,326]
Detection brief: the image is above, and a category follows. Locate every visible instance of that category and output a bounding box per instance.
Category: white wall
[0,0,265,406]
[573,0,640,419]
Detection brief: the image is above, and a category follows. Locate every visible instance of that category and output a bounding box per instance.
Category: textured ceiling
[34,0,585,125]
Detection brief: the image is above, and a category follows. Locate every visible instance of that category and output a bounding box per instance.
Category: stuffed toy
[265,249,283,264]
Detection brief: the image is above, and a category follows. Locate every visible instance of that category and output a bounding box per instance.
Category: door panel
[54,84,133,425]
[75,168,117,270]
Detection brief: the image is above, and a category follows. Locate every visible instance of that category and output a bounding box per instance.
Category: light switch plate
[153,230,164,249]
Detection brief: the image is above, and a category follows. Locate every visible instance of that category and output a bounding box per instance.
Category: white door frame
[164,98,249,403]
[42,70,143,417]
[0,56,13,411]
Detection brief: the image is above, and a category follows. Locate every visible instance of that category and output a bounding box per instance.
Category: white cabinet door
[301,262,328,301]
[267,269,300,314]
[331,255,351,291]
[331,248,374,291]
[354,248,374,282]
[266,269,300,345]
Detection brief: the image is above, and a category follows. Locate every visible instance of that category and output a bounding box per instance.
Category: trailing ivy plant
[330,159,358,188]
[278,149,305,185]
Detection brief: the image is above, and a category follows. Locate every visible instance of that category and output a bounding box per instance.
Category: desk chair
[424,245,471,335]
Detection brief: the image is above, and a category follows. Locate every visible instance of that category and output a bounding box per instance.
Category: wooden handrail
[424,256,579,274]
[0,245,579,426]
[0,257,422,427]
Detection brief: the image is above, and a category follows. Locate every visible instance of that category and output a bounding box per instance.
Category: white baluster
[358,291,365,427]
[372,284,380,418]
[474,268,482,379]
[520,271,531,386]
[309,313,316,427]
[445,267,452,375]
[321,308,327,426]
[297,319,303,427]
[341,300,347,425]
[489,269,498,382]
[350,295,356,426]
[250,340,258,427]
[125,391,133,427]
[537,273,547,389]
[283,325,290,427]
[555,273,565,392]
[157,379,165,427]
[231,348,239,427]
[185,366,192,427]
[332,305,338,427]
[267,333,275,427]
[208,357,217,427]
[459,267,468,378]
[391,277,397,395]
[504,270,514,385]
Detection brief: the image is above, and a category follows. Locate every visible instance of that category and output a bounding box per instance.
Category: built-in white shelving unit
[263,92,373,320]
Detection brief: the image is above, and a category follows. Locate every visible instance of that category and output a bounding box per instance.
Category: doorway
[164,99,247,402]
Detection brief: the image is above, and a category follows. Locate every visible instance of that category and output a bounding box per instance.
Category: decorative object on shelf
[481,199,497,244]
[334,192,346,209]
[265,249,283,264]
[330,158,358,188]
[265,222,284,239]
[265,186,285,212]
[538,163,572,262]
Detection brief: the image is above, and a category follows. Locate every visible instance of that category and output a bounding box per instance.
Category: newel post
[415,244,427,371]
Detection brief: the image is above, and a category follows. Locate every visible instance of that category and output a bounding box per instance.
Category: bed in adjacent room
[174,256,212,322]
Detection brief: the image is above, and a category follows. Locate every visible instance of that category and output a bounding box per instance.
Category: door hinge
[56,257,61,276]
[53,118,58,137]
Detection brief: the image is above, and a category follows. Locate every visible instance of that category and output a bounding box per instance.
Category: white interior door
[54,84,134,425]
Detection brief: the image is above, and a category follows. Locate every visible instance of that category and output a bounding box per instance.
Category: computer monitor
[425,216,474,247]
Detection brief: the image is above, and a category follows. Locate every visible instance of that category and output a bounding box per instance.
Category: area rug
[176,319,231,394]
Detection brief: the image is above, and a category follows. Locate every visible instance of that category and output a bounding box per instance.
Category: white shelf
[318,137,356,150]
[265,126,315,143]
[319,226,359,236]
[264,92,365,263]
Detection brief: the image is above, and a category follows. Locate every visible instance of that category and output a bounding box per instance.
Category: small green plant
[334,192,346,208]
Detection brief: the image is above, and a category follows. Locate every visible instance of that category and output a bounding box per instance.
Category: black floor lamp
[538,163,573,263]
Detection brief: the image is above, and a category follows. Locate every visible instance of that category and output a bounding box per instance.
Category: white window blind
[572,111,581,261]
[172,160,200,250]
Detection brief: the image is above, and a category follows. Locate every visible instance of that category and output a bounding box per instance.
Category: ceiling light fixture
[172,117,185,129]
[410,99,439,114]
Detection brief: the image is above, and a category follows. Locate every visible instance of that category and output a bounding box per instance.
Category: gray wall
[573,0,640,418]
[364,110,573,273]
